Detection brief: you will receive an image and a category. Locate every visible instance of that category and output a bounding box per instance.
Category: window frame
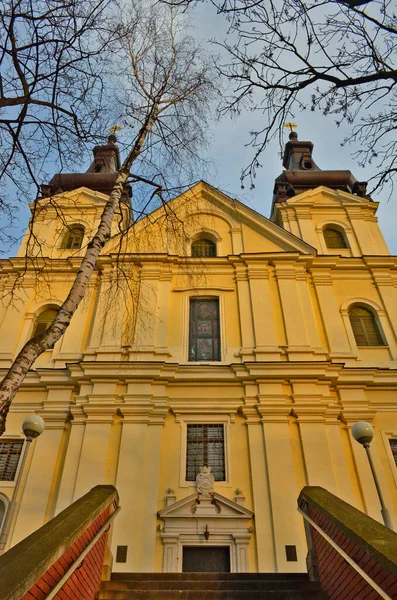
[323,227,349,249]
[177,415,232,488]
[60,224,85,250]
[0,493,9,535]
[316,221,353,256]
[32,307,59,338]
[186,423,226,482]
[348,305,386,347]
[340,298,392,358]
[0,436,25,485]
[381,431,397,488]
[188,297,221,362]
[191,238,217,258]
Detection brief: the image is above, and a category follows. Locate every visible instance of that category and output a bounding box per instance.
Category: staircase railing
[0,485,119,600]
[298,486,397,600]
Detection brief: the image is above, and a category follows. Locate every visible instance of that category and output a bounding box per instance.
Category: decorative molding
[158,490,253,573]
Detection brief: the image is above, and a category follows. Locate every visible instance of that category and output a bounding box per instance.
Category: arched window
[349,306,385,346]
[191,238,216,258]
[323,227,348,249]
[0,497,7,532]
[33,308,59,337]
[60,225,84,250]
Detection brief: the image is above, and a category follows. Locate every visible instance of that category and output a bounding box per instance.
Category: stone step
[97,591,327,600]
[110,573,311,581]
[100,580,323,591]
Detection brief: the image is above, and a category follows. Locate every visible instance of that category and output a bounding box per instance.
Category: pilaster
[246,263,280,361]
[311,269,352,358]
[370,267,397,357]
[11,408,68,546]
[112,404,167,572]
[72,405,115,501]
[234,265,255,360]
[257,403,307,572]
[131,263,161,358]
[154,268,172,357]
[55,406,86,514]
[274,262,312,360]
[241,405,276,571]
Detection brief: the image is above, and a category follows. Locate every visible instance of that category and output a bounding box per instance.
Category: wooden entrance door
[182,546,230,572]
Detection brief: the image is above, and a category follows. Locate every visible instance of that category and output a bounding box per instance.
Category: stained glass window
[323,228,348,249]
[0,439,24,481]
[186,424,225,481]
[390,439,397,467]
[61,225,84,250]
[191,239,216,257]
[189,298,220,361]
[349,306,385,346]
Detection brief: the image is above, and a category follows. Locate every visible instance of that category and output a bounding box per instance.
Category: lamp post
[0,415,45,552]
[352,421,393,530]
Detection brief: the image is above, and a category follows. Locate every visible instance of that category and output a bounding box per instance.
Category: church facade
[0,133,397,575]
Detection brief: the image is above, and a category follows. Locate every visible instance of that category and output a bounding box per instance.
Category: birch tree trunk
[0,107,158,435]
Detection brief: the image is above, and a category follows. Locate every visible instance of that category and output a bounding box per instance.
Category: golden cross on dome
[283,122,298,132]
[109,124,123,134]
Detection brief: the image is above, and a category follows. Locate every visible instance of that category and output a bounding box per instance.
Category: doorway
[182,546,231,572]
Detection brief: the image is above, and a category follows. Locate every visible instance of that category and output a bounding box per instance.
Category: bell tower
[270,132,389,256]
[17,136,132,258]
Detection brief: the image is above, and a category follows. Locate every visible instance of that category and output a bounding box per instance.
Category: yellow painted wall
[1,181,397,574]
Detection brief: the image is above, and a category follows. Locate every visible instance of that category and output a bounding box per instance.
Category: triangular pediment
[285,186,376,206]
[107,180,315,255]
[32,186,109,211]
[158,492,253,519]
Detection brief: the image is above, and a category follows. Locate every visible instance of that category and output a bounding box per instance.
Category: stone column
[247,263,280,361]
[234,264,255,361]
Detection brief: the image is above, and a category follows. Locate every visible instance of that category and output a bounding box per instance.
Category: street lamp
[0,415,45,552]
[352,421,393,530]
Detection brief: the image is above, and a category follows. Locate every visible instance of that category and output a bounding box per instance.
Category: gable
[107,181,315,256]
[285,186,378,208]
[158,492,254,519]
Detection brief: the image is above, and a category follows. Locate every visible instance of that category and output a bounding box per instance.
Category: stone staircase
[97,573,328,599]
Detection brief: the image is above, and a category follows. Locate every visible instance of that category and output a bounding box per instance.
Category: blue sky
[190,2,397,254]
[4,2,396,256]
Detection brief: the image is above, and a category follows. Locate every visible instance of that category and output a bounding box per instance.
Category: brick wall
[306,502,397,600]
[21,506,110,600]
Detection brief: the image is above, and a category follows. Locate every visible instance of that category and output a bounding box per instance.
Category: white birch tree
[0,1,214,435]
